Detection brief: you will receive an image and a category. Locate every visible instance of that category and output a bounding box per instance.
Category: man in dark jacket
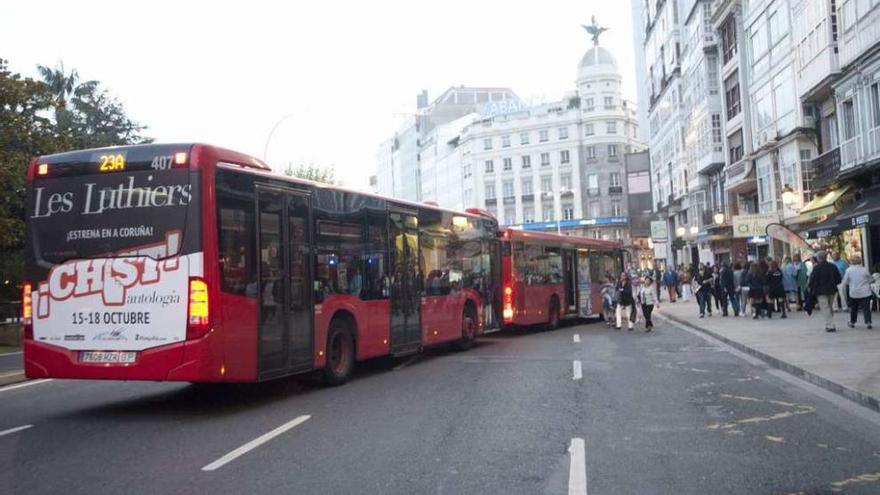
[662,267,678,303]
[695,264,714,318]
[719,263,739,316]
[809,250,843,332]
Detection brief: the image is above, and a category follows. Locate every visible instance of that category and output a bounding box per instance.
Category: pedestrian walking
[748,262,768,319]
[720,262,739,316]
[638,276,659,332]
[615,272,636,331]
[662,266,678,303]
[767,260,787,318]
[872,263,880,312]
[833,252,849,310]
[795,254,809,311]
[600,275,616,326]
[808,250,843,332]
[681,267,692,302]
[695,264,714,318]
[654,265,663,302]
[782,256,798,312]
[740,262,752,317]
[842,255,873,329]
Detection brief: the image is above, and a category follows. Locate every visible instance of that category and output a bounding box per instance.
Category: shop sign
[650,221,668,241]
[851,214,870,227]
[733,213,779,238]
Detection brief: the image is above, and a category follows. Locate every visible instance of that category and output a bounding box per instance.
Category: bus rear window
[27,167,200,263]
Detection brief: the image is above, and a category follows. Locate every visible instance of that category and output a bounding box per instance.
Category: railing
[608,186,623,194]
[725,160,748,183]
[809,147,840,190]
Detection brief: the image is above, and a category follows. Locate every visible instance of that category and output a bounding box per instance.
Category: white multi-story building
[460,26,644,241]
[419,113,476,211]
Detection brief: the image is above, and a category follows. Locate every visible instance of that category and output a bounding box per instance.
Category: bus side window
[217,201,257,298]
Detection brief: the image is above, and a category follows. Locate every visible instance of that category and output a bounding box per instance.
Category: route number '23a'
[150,155,175,171]
[99,154,126,172]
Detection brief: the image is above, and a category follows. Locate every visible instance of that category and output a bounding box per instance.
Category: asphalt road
[0,352,22,374]
[2,318,880,495]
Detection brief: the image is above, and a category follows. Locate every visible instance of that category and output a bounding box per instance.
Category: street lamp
[689,225,699,235]
[713,212,725,225]
[676,226,686,237]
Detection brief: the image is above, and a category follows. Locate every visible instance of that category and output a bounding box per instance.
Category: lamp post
[713,212,725,225]
[781,185,797,207]
[263,113,296,163]
[676,226,686,237]
[689,225,698,235]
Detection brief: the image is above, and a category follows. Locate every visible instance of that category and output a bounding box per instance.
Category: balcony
[809,147,840,190]
[608,186,623,194]
[521,193,534,202]
[841,136,862,172]
[484,198,497,206]
[725,159,755,193]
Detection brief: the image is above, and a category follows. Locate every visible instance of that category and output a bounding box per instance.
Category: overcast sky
[3,0,638,189]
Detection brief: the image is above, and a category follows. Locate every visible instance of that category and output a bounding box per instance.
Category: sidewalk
[656,297,880,412]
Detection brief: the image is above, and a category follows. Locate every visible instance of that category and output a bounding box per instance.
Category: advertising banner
[733,213,779,238]
[650,221,669,241]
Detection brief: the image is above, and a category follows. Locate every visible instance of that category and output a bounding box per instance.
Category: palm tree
[36,61,78,111]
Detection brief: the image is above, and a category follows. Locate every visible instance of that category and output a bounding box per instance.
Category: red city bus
[499,228,622,329]
[23,143,500,384]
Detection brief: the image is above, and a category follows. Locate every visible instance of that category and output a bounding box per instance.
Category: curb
[0,371,27,388]
[656,311,880,414]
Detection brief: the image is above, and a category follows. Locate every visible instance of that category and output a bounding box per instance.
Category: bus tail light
[187,278,211,340]
[22,282,33,340]
[503,284,514,323]
[173,152,188,167]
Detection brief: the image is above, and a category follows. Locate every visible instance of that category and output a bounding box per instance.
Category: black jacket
[695,271,713,295]
[767,269,785,298]
[809,261,842,296]
[720,267,735,293]
[616,281,635,306]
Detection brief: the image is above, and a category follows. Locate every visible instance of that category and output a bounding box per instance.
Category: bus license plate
[80,351,137,364]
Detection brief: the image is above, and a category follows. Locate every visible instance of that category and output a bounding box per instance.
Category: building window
[720,16,737,64]
[485,184,495,200]
[606,121,617,134]
[711,114,723,151]
[562,205,574,220]
[560,173,572,190]
[729,129,744,163]
[586,146,596,159]
[543,207,554,222]
[483,138,492,150]
[587,174,599,195]
[589,201,600,218]
[503,157,513,171]
[522,177,533,195]
[502,135,511,148]
[841,99,857,140]
[725,71,741,120]
[615,228,622,240]
[520,132,530,145]
[539,129,549,142]
[484,160,494,173]
[608,144,618,157]
[585,123,594,136]
[592,230,601,239]
[504,208,516,226]
[523,207,534,223]
[541,152,550,166]
[560,150,570,164]
[610,172,620,187]
[611,201,622,216]
[463,188,472,204]
[462,163,472,178]
[871,83,880,129]
[585,98,594,111]
[604,96,614,109]
[541,176,552,193]
[502,180,514,199]
[558,127,569,140]
[521,155,531,169]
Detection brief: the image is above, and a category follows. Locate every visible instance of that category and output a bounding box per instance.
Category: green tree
[283,163,337,184]
[0,58,58,298]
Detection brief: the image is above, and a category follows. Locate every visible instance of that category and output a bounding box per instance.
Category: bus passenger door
[563,249,577,314]
[257,189,287,378]
[389,212,421,354]
[285,193,313,372]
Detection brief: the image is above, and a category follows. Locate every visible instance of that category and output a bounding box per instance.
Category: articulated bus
[23,144,500,384]
[500,228,622,329]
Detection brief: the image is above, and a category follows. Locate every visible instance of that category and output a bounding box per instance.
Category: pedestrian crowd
[630,251,880,333]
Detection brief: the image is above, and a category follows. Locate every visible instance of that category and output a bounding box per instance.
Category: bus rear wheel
[323,319,355,386]
[453,308,476,351]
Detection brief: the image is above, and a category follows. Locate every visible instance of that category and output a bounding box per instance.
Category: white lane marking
[572,360,583,380]
[201,415,311,472]
[573,334,581,343]
[0,424,33,437]
[568,437,588,495]
[0,379,53,393]
[0,351,22,356]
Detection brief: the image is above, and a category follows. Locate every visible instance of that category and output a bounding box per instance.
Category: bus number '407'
[151,155,174,171]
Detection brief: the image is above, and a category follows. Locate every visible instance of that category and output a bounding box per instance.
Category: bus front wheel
[323,319,355,386]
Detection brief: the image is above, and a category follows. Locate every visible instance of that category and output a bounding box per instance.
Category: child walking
[639,276,659,332]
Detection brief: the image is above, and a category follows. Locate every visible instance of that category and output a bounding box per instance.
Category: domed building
[455,20,646,242]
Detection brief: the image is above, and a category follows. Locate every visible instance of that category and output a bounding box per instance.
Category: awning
[835,187,880,230]
[796,186,851,220]
[804,215,844,239]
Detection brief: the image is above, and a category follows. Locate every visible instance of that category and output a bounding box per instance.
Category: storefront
[832,186,880,267]
[732,213,778,261]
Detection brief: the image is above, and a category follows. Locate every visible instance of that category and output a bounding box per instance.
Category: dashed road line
[572,360,582,380]
[0,424,33,437]
[201,415,311,472]
[568,437,588,495]
[573,334,581,343]
[0,379,53,393]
